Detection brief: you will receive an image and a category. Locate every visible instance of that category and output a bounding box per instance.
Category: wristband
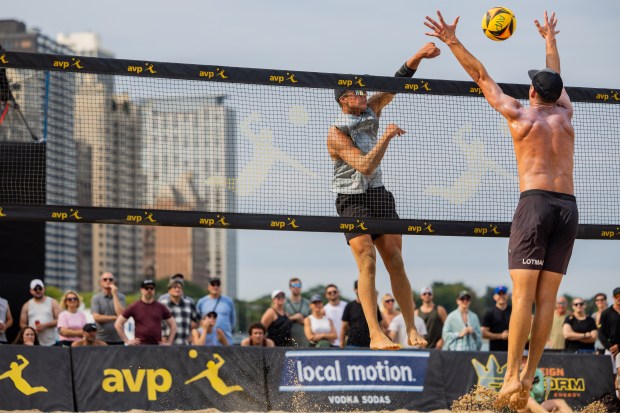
[394,63,417,78]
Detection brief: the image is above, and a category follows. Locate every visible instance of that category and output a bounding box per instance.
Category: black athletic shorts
[508,189,579,274]
[336,186,399,244]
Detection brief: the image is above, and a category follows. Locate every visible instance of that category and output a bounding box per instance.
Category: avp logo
[340,220,367,232]
[271,217,300,230]
[198,215,230,227]
[601,227,620,239]
[102,368,171,401]
[53,57,83,70]
[199,67,228,79]
[0,54,8,64]
[51,208,82,221]
[337,76,365,88]
[407,222,435,234]
[126,211,157,224]
[185,350,243,396]
[0,355,48,395]
[269,72,298,84]
[474,224,501,236]
[404,80,432,91]
[128,62,157,75]
[0,207,6,217]
[469,87,484,95]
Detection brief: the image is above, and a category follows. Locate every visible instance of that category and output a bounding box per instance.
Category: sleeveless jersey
[332,108,383,194]
[418,305,443,349]
[28,296,57,346]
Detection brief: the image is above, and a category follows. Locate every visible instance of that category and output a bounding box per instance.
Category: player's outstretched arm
[424,11,520,119]
[368,42,440,116]
[535,11,572,113]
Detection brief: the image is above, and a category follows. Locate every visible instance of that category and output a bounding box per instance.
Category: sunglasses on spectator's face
[595,298,605,302]
[210,281,221,287]
[66,297,78,302]
[207,314,217,319]
[573,302,585,307]
[326,290,338,295]
[142,286,155,291]
[384,299,395,303]
[290,283,302,288]
[102,278,114,282]
[33,286,43,292]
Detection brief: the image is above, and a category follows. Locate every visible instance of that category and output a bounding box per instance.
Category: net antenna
[0,43,39,143]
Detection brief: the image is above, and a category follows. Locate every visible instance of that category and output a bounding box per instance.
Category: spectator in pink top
[57,291,87,347]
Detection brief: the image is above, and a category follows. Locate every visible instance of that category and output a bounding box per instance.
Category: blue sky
[4,0,619,300]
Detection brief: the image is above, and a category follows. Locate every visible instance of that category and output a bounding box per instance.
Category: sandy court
[11,410,453,413]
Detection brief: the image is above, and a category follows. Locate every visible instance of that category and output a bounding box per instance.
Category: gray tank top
[332,108,384,194]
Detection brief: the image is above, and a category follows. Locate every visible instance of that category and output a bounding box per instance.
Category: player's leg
[495,268,539,409]
[375,233,426,347]
[349,234,398,350]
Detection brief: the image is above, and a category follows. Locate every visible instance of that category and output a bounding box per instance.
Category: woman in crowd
[442,290,482,351]
[241,323,275,347]
[380,293,401,328]
[57,291,87,347]
[563,297,597,353]
[260,290,293,346]
[304,294,337,347]
[13,326,39,345]
[191,311,229,346]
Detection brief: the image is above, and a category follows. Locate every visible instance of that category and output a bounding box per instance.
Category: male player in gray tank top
[327,42,440,350]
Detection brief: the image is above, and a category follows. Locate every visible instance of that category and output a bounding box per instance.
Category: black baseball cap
[528,68,563,102]
[613,287,620,297]
[141,279,156,288]
[83,323,97,332]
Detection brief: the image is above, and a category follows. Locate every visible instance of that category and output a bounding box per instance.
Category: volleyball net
[0,50,619,239]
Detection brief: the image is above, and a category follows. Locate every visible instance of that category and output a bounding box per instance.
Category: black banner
[1,50,619,103]
[0,345,74,412]
[71,346,268,412]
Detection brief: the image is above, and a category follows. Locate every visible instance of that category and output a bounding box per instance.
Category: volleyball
[481,7,516,41]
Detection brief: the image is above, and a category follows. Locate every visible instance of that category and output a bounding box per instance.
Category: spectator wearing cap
[416,286,448,349]
[0,294,13,344]
[158,274,194,304]
[72,323,107,347]
[261,290,293,346]
[442,290,482,351]
[598,287,620,388]
[57,290,87,347]
[115,279,177,345]
[19,279,60,346]
[304,294,337,347]
[481,285,512,352]
[196,277,236,344]
[324,284,348,347]
[241,323,275,347]
[341,280,385,348]
[191,311,229,346]
[563,297,597,353]
[159,277,200,345]
[547,295,568,350]
[91,272,126,345]
[285,277,311,347]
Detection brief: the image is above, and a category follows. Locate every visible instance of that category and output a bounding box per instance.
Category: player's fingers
[425,17,440,28]
[425,32,439,38]
[437,10,447,26]
[454,16,460,26]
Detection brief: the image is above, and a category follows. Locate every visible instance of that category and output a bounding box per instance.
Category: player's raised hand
[416,42,441,59]
[534,11,559,40]
[383,124,406,140]
[425,11,460,44]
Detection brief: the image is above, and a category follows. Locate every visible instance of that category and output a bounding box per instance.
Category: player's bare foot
[369,333,401,350]
[408,329,427,347]
[508,389,530,411]
[494,379,522,409]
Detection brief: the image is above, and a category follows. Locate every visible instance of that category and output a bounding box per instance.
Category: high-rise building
[140,96,237,297]
[0,20,78,290]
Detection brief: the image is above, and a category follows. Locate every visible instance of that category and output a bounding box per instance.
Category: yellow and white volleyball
[288,105,309,126]
[482,7,516,41]
[188,349,198,359]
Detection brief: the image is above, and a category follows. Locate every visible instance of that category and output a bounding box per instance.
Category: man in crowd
[19,279,60,346]
[416,286,447,349]
[158,273,194,304]
[547,296,568,350]
[593,292,608,354]
[159,277,200,345]
[599,287,620,392]
[285,277,310,346]
[91,272,126,345]
[0,294,13,344]
[481,285,512,352]
[341,280,385,348]
[324,284,347,347]
[196,277,236,344]
[71,323,107,347]
[115,279,177,345]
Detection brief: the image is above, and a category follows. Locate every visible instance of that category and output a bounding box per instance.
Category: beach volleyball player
[327,43,440,350]
[425,11,578,409]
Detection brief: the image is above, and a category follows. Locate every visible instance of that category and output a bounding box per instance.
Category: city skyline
[2,0,619,300]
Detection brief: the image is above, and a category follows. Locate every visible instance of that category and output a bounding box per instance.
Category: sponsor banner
[441,351,615,410]
[71,346,267,412]
[266,348,447,411]
[0,345,74,412]
[2,51,619,103]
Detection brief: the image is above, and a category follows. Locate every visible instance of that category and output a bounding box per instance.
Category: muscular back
[509,104,574,194]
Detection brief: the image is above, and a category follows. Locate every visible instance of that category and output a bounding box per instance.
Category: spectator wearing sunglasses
[284,277,310,347]
[19,279,60,346]
[57,291,87,347]
[380,293,400,330]
[197,277,236,344]
[416,287,448,349]
[481,286,512,352]
[192,311,228,346]
[91,272,126,345]
[563,297,597,353]
[324,284,347,347]
[115,279,176,345]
